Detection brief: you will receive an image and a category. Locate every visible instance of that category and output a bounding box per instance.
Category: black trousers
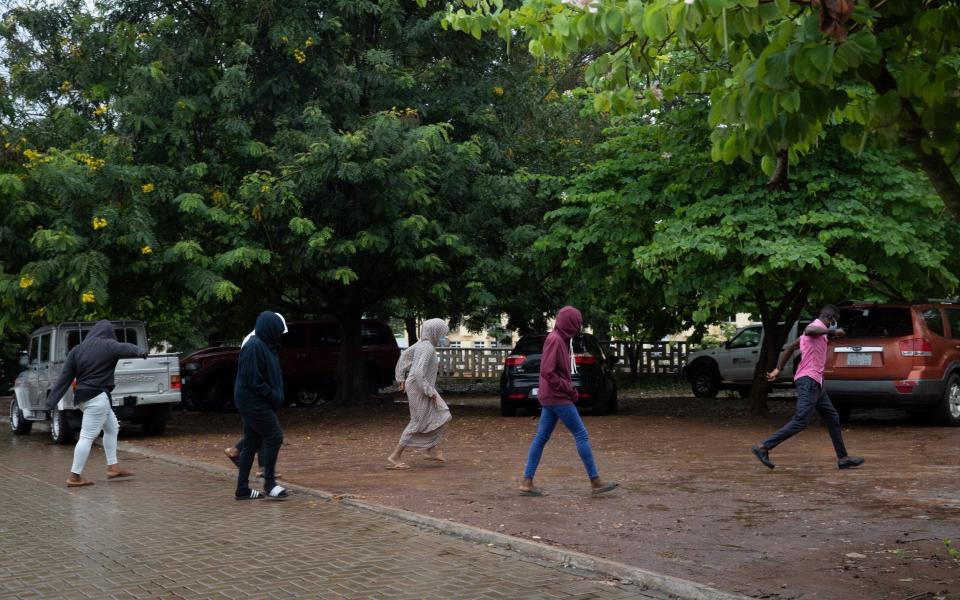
[762,376,848,459]
[236,406,283,494]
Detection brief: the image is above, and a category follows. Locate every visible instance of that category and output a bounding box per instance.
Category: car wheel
[500,396,517,417]
[51,408,75,445]
[295,389,322,407]
[690,367,721,398]
[736,386,751,399]
[936,373,960,427]
[835,404,853,424]
[9,398,32,435]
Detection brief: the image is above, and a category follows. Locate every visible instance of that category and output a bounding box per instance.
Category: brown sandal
[66,478,94,487]
[107,469,135,479]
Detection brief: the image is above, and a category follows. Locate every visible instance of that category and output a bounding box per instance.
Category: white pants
[70,393,120,475]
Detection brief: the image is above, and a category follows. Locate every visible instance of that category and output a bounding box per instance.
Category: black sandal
[235,489,263,501]
[265,485,289,500]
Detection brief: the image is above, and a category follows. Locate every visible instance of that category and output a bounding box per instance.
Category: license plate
[530,388,539,397]
[847,353,872,366]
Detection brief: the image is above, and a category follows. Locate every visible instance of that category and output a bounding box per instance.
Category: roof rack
[922,298,959,305]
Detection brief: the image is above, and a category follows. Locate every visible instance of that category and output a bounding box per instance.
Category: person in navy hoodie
[234,311,288,500]
[519,306,618,497]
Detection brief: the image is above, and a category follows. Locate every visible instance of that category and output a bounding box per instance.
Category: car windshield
[513,336,546,355]
[838,307,913,338]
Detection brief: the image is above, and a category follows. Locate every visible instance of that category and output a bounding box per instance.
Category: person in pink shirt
[752,305,865,470]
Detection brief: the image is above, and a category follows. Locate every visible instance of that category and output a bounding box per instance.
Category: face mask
[438,336,449,346]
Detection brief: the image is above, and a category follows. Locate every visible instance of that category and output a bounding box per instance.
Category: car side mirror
[19,352,29,368]
[723,341,731,349]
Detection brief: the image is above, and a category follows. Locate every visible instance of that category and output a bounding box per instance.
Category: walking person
[234,311,288,500]
[752,304,865,470]
[519,306,618,497]
[45,320,147,487]
[387,318,452,470]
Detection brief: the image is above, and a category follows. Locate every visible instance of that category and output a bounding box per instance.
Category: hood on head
[254,311,286,347]
[553,306,582,340]
[420,318,449,347]
[88,320,117,341]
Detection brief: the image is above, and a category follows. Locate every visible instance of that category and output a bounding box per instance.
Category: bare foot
[107,467,135,479]
[424,448,446,462]
[66,474,94,487]
[386,457,410,470]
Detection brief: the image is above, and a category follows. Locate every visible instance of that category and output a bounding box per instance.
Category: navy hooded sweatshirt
[45,320,147,410]
[234,311,285,412]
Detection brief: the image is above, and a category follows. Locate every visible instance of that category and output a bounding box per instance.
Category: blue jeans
[523,404,599,480]
[762,377,848,459]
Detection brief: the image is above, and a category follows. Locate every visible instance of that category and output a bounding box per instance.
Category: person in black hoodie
[45,320,147,487]
[234,311,288,500]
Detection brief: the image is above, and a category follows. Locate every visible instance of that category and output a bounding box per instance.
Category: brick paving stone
[0,431,670,600]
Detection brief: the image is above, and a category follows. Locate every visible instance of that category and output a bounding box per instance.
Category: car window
[837,307,913,338]
[361,323,393,345]
[514,336,546,355]
[585,335,604,358]
[66,329,87,351]
[281,326,309,349]
[947,308,960,340]
[39,333,52,362]
[114,328,138,344]
[921,309,946,337]
[728,327,761,349]
[572,335,588,354]
[29,336,40,363]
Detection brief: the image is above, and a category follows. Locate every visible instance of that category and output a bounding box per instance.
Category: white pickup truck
[8,321,180,444]
[684,320,811,398]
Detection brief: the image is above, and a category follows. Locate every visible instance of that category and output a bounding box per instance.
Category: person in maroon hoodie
[519,306,619,497]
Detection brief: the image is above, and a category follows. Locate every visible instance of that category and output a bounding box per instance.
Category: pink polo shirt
[795,319,829,385]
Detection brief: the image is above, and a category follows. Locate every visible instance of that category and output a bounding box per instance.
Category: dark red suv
[825,302,960,425]
[181,319,400,410]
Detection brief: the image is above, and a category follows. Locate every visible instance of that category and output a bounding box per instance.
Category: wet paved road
[0,428,666,600]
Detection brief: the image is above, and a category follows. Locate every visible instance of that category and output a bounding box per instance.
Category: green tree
[442,0,960,220]
[544,105,958,410]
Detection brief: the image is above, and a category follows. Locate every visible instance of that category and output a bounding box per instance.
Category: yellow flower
[75,153,105,171]
[279,35,289,43]
[293,48,306,64]
[92,217,108,230]
[141,245,153,255]
[93,104,109,117]
[141,183,155,194]
[19,276,34,289]
[81,291,96,304]
[544,89,560,102]
[493,86,505,96]
[305,37,314,47]
[260,183,271,193]
[59,80,72,92]
[23,148,41,161]
[30,306,47,318]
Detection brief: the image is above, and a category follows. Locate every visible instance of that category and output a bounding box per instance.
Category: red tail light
[170,374,181,390]
[574,354,596,365]
[578,392,591,398]
[894,380,918,394]
[899,338,933,357]
[504,355,526,367]
[507,393,526,399]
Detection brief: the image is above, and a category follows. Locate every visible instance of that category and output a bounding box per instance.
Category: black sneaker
[751,445,775,469]
[838,456,865,469]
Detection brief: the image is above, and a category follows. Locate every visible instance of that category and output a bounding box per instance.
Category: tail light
[898,338,933,357]
[170,374,181,390]
[574,353,596,365]
[504,355,526,367]
[894,380,918,394]
[507,393,526,399]
[578,392,591,398]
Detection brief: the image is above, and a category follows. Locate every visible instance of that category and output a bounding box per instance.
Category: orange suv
[824,301,960,426]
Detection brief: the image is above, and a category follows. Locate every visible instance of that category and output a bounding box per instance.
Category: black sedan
[499,333,619,416]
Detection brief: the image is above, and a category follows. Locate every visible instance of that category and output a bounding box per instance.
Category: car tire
[690,366,721,399]
[935,373,960,427]
[294,389,322,407]
[142,415,167,436]
[51,408,75,445]
[500,396,517,417]
[9,398,32,435]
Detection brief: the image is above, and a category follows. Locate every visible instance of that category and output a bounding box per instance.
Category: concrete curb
[118,442,749,600]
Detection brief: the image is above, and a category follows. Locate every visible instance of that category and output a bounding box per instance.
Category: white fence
[437,341,690,381]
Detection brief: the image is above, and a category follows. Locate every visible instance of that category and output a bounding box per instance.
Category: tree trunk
[405,317,418,346]
[747,283,810,413]
[334,307,368,404]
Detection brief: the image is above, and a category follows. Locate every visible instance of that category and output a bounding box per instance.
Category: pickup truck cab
[9,321,181,443]
[684,320,811,398]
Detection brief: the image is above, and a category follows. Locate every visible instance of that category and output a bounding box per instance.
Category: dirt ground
[37,383,960,599]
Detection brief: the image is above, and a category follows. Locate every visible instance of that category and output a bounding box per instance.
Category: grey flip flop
[519,488,545,497]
